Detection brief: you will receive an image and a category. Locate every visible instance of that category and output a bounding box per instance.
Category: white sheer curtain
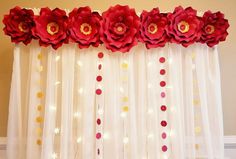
[7,42,224,159]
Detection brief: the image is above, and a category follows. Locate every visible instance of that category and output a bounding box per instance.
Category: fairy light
[49,105,57,111]
[147,61,153,67]
[103,132,110,140]
[148,83,152,89]
[119,87,124,93]
[77,60,83,67]
[120,112,127,118]
[54,81,60,85]
[147,108,153,114]
[78,88,83,94]
[147,133,154,139]
[98,109,103,115]
[76,137,82,143]
[51,152,58,159]
[168,58,173,64]
[73,111,81,118]
[54,128,60,134]
[37,65,43,72]
[55,55,60,61]
[123,137,129,144]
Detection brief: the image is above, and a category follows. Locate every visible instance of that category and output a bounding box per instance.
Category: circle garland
[3,5,229,52]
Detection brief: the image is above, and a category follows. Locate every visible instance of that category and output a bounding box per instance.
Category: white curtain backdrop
[7,42,224,159]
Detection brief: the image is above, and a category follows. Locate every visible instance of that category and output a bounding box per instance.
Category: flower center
[114,23,126,35]
[80,23,92,35]
[47,22,59,35]
[18,22,29,33]
[177,21,190,33]
[148,23,158,34]
[205,24,215,34]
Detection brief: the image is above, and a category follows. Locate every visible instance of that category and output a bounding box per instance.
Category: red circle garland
[3,5,229,52]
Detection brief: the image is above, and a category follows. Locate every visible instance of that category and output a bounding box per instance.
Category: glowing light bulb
[74,112,81,118]
[77,60,83,67]
[120,87,124,93]
[50,105,57,111]
[103,132,110,140]
[51,152,58,159]
[147,62,153,67]
[147,133,154,139]
[78,88,83,94]
[76,137,82,143]
[98,109,103,115]
[148,109,153,114]
[168,58,173,64]
[54,128,60,134]
[148,83,152,89]
[54,81,60,85]
[120,112,127,118]
[123,137,129,144]
[55,55,60,61]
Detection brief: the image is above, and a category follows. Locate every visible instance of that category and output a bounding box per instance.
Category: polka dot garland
[95,52,104,157]
[159,56,168,153]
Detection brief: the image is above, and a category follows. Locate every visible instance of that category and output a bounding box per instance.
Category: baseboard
[1,136,236,150]
[0,137,6,150]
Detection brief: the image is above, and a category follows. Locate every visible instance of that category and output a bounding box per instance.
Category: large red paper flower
[3,6,35,45]
[68,7,102,48]
[139,8,169,49]
[166,6,203,47]
[32,8,68,49]
[100,5,140,53]
[199,11,229,47]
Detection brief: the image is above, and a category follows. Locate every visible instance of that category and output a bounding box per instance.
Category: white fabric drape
[7,42,224,159]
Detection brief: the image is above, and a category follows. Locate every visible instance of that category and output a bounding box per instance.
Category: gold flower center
[177,21,190,33]
[18,22,29,33]
[47,22,59,35]
[148,23,158,34]
[80,23,92,35]
[117,26,123,32]
[205,24,215,34]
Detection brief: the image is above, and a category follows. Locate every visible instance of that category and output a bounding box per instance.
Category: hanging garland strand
[3,5,229,52]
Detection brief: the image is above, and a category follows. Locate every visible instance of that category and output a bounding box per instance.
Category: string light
[51,152,58,159]
[74,112,81,118]
[98,109,103,115]
[55,55,60,61]
[77,60,83,67]
[168,58,173,64]
[147,133,154,139]
[54,81,61,85]
[120,112,127,118]
[76,137,82,143]
[123,137,129,144]
[148,83,152,89]
[103,132,110,140]
[119,87,124,93]
[78,88,83,94]
[147,61,153,67]
[147,108,153,114]
[50,105,57,111]
[54,128,60,134]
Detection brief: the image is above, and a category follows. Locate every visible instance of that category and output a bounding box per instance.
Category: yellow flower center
[205,24,215,34]
[177,21,190,33]
[18,22,29,33]
[80,23,92,35]
[148,23,158,34]
[47,22,59,35]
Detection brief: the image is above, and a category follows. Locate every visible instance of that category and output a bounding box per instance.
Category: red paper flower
[68,7,102,48]
[199,11,229,47]
[3,6,35,45]
[32,8,68,49]
[166,6,203,47]
[139,8,169,49]
[100,5,140,53]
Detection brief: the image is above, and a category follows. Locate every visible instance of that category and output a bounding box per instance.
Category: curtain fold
[7,43,224,159]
